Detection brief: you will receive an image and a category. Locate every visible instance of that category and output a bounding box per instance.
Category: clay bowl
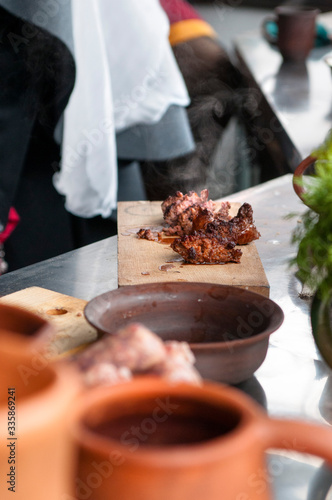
[84,283,284,384]
[0,303,54,351]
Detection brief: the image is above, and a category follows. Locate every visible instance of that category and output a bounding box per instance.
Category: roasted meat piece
[216,201,232,220]
[160,190,260,248]
[137,228,158,241]
[190,207,215,233]
[84,363,132,388]
[150,341,202,385]
[137,189,260,267]
[189,202,260,245]
[165,201,232,237]
[76,323,167,372]
[76,322,202,388]
[165,204,212,236]
[228,203,261,244]
[171,232,242,264]
[210,203,260,244]
[161,189,215,228]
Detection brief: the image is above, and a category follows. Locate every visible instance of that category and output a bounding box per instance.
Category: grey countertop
[0,236,118,301]
[233,14,332,497]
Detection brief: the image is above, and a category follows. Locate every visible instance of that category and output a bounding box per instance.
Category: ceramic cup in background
[70,378,332,500]
[0,343,80,500]
[262,6,320,62]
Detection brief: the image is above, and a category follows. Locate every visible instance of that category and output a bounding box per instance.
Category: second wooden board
[0,287,97,356]
[118,201,269,297]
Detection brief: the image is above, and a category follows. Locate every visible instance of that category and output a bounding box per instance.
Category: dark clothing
[0,7,76,270]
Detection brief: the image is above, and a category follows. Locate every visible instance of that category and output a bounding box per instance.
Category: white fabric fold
[54,0,190,218]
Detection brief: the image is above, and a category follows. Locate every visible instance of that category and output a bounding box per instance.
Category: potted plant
[292,129,332,367]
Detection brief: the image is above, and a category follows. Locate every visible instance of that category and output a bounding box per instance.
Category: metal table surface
[234,12,332,172]
[233,17,332,497]
[1,174,332,498]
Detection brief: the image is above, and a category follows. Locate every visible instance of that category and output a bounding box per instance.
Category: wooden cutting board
[118,201,270,297]
[0,287,98,356]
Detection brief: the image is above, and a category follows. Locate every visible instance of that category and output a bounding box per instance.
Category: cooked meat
[171,232,242,264]
[137,190,260,265]
[210,203,260,244]
[164,341,196,364]
[164,204,213,236]
[161,189,208,216]
[216,201,232,220]
[137,228,158,241]
[161,192,259,248]
[190,203,260,245]
[229,203,261,244]
[191,207,215,233]
[76,322,201,388]
[76,323,167,372]
[163,200,231,237]
[149,341,202,385]
[161,189,215,228]
[84,363,132,387]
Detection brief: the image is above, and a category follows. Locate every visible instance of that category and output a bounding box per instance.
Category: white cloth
[53,0,190,218]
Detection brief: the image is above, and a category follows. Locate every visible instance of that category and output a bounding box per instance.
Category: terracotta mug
[0,303,55,352]
[70,378,332,500]
[262,6,320,62]
[0,342,80,500]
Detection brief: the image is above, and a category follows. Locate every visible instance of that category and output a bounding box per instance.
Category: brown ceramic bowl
[0,303,54,351]
[84,283,284,384]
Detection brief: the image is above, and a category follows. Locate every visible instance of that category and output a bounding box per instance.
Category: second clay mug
[0,342,80,500]
[262,5,320,62]
[0,303,55,351]
[70,378,332,500]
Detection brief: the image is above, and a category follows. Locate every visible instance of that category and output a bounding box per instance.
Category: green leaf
[290,130,332,298]
[312,129,332,161]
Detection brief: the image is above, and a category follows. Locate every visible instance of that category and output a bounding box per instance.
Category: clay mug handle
[292,154,317,206]
[261,416,332,466]
[261,16,278,44]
